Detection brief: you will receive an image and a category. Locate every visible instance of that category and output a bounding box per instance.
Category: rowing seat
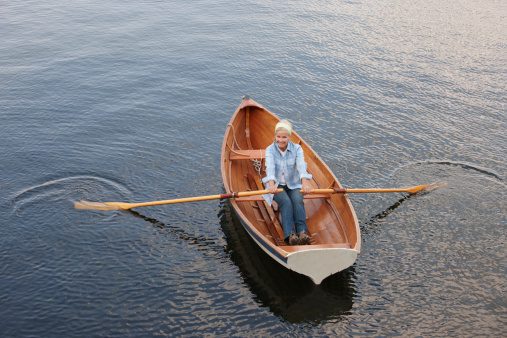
[229,149,265,160]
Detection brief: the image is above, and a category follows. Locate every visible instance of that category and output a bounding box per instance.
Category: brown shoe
[287,233,299,245]
[298,232,311,245]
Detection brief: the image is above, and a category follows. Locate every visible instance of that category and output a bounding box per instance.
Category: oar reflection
[127,209,225,258]
[361,193,413,234]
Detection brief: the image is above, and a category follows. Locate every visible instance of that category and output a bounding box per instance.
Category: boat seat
[230,149,265,160]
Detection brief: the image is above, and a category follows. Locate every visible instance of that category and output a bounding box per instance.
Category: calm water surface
[1,0,505,336]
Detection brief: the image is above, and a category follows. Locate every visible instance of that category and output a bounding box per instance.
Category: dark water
[1,1,505,336]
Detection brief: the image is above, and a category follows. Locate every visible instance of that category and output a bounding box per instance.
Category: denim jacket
[262,141,312,204]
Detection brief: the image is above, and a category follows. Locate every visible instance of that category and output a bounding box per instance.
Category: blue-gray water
[1,1,505,336]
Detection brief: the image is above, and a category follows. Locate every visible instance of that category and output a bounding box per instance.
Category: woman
[262,119,312,245]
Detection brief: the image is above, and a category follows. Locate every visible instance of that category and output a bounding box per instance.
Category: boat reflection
[218,201,356,323]
[127,205,356,323]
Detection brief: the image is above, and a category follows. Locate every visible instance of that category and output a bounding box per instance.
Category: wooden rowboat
[221,97,361,284]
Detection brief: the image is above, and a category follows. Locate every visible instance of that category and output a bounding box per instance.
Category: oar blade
[407,182,447,194]
[74,200,125,211]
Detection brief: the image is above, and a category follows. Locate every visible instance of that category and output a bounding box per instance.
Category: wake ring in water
[393,160,504,182]
[10,174,132,214]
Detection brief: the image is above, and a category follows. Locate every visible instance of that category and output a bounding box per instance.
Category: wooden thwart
[229,149,265,160]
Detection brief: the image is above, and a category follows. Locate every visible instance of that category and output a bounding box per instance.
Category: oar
[74,188,283,211]
[75,183,443,211]
[309,182,444,195]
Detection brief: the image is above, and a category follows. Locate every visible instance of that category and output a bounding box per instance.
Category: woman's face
[275,129,290,150]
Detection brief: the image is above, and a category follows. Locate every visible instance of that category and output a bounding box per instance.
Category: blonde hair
[275,119,293,135]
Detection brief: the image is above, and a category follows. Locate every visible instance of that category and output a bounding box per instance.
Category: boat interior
[223,104,358,251]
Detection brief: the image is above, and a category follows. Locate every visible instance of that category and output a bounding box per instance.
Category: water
[1,0,505,336]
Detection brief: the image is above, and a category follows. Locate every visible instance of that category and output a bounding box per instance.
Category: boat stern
[286,247,358,284]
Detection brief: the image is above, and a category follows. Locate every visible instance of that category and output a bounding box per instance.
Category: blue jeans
[273,185,308,239]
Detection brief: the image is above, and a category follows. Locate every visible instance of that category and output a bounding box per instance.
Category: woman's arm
[295,146,312,179]
[262,146,278,192]
[296,146,313,193]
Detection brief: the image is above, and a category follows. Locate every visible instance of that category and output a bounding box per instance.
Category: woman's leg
[273,189,295,239]
[287,188,308,234]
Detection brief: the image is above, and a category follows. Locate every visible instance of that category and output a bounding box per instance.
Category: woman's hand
[301,179,312,194]
[268,181,278,194]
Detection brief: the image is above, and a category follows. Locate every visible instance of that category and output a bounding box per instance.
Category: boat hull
[221,97,361,284]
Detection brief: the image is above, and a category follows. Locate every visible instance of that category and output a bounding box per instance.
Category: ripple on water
[10,174,132,216]
[393,159,504,183]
